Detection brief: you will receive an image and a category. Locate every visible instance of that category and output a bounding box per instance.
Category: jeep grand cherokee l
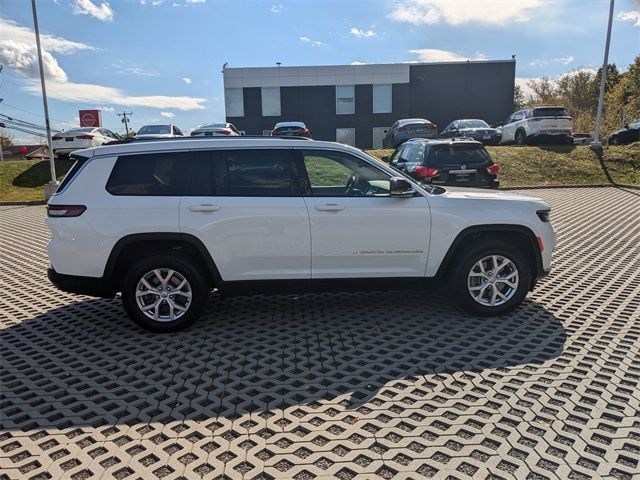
[46,137,555,332]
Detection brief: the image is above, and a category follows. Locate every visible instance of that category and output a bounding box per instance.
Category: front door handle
[189,204,221,212]
[315,204,345,212]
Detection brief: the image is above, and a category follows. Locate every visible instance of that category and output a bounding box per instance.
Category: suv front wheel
[449,240,531,316]
[121,255,208,332]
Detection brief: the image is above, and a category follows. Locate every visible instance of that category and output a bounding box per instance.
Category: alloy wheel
[467,255,519,307]
[135,268,192,322]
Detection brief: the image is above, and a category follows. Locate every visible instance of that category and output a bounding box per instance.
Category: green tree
[1,128,14,148]
[527,77,559,104]
[513,84,526,111]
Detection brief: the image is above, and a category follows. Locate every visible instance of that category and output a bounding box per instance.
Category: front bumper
[48,267,113,298]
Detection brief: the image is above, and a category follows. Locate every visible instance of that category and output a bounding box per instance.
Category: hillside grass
[367,144,640,188]
[0,144,637,202]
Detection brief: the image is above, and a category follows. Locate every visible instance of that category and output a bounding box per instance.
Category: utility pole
[117,112,133,135]
[31,0,58,199]
[591,0,615,150]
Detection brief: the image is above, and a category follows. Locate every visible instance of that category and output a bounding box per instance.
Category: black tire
[515,130,527,146]
[448,240,531,316]
[121,255,209,332]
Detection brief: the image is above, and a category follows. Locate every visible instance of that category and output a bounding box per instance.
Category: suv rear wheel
[449,240,531,316]
[121,255,208,332]
[515,130,527,145]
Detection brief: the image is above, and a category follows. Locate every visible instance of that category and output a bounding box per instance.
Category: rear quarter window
[106,152,190,196]
[56,154,90,193]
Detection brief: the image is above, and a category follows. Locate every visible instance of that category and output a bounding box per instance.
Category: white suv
[498,106,573,145]
[46,137,556,332]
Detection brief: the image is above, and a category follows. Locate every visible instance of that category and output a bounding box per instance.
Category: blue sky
[1,0,638,142]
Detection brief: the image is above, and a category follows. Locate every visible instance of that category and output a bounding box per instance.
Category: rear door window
[427,145,492,168]
[106,152,190,196]
[190,149,297,197]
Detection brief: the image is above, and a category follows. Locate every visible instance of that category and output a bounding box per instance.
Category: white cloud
[271,4,283,13]
[182,77,192,84]
[515,77,538,98]
[186,0,206,3]
[409,48,487,63]
[350,27,376,38]
[0,19,94,55]
[160,111,175,118]
[73,0,114,22]
[102,106,115,112]
[112,63,159,77]
[23,80,206,110]
[389,0,543,26]
[0,19,205,111]
[529,56,575,67]
[617,10,640,27]
[299,36,326,46]
[351,61,367,65]
[0,40,68,82]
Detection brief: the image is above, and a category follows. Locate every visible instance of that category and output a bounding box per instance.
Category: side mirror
[390,177,416,197]
[623,124,629,129]
[381,155,390,162]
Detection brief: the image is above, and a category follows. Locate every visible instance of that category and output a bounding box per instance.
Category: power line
[117,111,133,134]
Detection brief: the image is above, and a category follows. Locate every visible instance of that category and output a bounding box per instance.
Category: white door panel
[304,196,430,278]
[180,197,311,281]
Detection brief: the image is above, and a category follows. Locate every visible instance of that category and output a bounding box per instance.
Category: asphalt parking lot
[1,187,639,480]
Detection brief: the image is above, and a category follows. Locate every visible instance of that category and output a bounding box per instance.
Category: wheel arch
[103,233,222,293]
[435,224,543,290]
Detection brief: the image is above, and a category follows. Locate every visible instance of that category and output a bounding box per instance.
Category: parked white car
[498,106,573,145]
[135,124,183,139]
[190,123,240,136]
[46,138,556,332]
[52,127,119,157]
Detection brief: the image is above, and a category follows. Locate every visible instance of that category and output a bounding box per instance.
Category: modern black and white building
[223,59,515,149]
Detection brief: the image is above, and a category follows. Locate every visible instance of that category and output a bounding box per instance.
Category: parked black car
[608,118,640,145]
[388,138,499,189]
[439,119,502,145]
[382,118,438,148]
[270,121,312,138]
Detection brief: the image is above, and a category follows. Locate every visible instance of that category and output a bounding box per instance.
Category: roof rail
[104,135,313,146]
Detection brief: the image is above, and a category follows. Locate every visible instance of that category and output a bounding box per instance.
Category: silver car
[190,123,241,137]
[382,118,438,148]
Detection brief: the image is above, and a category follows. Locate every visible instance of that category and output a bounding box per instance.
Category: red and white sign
[79,110,102,127]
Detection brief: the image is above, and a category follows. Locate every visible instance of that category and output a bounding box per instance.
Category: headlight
[536,209,551,222]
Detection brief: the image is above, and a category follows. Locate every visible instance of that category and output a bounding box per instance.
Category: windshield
[138,125,171,134]
[275,122,305,129]
[458,120,489,129]
[628,118,640,128]
[429,145,492,167]
[532,107,569,117]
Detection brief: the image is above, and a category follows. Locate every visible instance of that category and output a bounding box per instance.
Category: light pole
[591,0,615,150]
[31,0,58,199]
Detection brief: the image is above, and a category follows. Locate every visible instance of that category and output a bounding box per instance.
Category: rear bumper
[48,267,113,298]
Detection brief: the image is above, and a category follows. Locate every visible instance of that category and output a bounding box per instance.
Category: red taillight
[52,136,62,141]
[486,163,500,174]
[536,236,544,252]
[77,134,94,139]
[46,205,86,218]
[271,130,280,135]
[218,129,231,135]
[300,128,310,136]
[415,166,439,178]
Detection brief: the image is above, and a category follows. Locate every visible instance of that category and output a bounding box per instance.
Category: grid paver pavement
[1,187,639,480]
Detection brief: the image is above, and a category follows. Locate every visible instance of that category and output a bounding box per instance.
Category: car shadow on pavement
[1,290,567,431]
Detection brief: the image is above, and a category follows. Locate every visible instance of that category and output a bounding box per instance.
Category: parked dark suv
[388,138,499,189]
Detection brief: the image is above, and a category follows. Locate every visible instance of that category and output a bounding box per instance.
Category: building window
[373,84,392,113]
[261,87,281,117]
[336,85,355,115]
[225,88,244,117]
[336,128,355,146]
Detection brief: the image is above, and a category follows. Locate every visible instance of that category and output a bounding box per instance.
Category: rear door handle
[315,204,345,212]
[188,204,221,212]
